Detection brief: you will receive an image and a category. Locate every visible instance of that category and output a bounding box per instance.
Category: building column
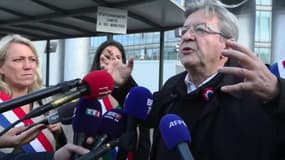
[64,38,89,81]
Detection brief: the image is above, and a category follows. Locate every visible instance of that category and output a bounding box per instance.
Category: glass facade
[89,30,181,91]
[90,31,179,61]
[256,0,271,5]
[255,11,271,42]
[255,0,272,64]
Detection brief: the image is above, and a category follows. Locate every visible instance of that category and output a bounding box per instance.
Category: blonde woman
[0,34,64,153]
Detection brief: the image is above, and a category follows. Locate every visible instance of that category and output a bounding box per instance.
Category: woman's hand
[54,143,89,160]
[0,124,45,148]
[100,49,134,86]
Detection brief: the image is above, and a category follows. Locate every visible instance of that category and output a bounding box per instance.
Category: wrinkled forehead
[7,42,36,56]
[184,9,221,29]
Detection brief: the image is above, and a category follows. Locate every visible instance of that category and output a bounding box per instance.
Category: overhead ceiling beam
[31,32,109,41]
[0,6,31,18]
[0,27,46,39]
[30,0,66,12]
[0,0,161,28]
[0,6,99,26]
[15,24,71,37]
[42,20,97,34]
[31,0,98,25]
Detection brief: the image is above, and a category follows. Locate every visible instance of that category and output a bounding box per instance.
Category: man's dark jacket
[147,61,285,160]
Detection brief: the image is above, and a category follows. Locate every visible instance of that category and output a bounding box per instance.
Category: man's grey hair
[185,0,239,41]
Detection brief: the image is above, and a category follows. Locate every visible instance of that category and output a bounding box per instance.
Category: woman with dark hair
[92,40,127,70]
[91,39,150,160]
[91,40,135,107]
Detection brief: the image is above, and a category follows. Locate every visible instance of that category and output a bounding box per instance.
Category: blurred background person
[0,34,66,153]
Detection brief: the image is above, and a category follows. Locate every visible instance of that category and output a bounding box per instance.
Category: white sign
[96,6,128,34]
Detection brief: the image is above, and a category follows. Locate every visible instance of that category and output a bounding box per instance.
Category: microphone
[57,101,77,125]
[23,70,114,120]
[22,112,61,131]
[95,108,127,149]
[124,86,153,120]
[77,108,127,160]
[0,70,114,137]
[37,112,63,125]
[0,78,81,113]
[18,103,76,133]
[37,101,77,125]
[0,70,114,114]
[159,114,194,160]
[121,86,153,151]
[72,97,102,146]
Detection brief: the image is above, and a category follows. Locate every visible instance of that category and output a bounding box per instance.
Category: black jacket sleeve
[112,76,137,107]
[261,78,285,160]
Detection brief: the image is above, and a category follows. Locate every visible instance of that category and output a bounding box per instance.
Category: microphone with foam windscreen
[72,97,102,146]
[95,108,127,149]
[17,102,76,134]
[159,114,194,160]
[36,101,77,125]
[77,108,127,160]
[124,86,153,120]
[121,86,153,152]
[57,101,77,125]
[32,111,67,127]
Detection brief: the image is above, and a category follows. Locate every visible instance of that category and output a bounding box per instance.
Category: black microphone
[77,108,127,160]
[94,108,127,149]
[18,103,75,134]
[72,98,102,145]
[39,112,62,125]
[72,97,102,159]
[34,101,76,126]
[159,114,194,160]
[0,78,81,113]
[57,101,77,125]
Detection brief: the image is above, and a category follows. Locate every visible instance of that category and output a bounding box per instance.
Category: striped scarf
[0,91,54,153]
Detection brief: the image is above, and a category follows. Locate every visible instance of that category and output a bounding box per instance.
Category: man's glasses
[181,23,231,39]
